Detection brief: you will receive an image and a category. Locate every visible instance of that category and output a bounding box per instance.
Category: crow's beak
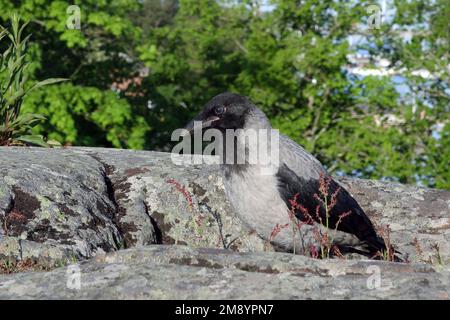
[182,115,220,136]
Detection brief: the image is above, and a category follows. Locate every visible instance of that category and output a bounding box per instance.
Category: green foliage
[0,0,146,149]
[0,14,65,146]
[0,0,448,189]
[142,0,449,188]
[21,83,149,148]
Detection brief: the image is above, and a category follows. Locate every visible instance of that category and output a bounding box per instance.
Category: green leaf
[16,134,50,147]
[26,78,68,94]
[17,21,30,43]
[0,28,7,42]
[10,113,46,127]
[46,139,62,147]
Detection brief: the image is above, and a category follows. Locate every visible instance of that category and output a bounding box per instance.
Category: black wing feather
[276,163,386,253]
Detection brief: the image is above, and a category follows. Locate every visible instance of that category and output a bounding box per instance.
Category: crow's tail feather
[338,236,403,262]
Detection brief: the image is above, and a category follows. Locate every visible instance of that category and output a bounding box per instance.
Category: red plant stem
[166,178,193,209]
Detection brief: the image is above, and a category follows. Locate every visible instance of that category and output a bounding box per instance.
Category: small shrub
[279,173,351,259]
[264,222,289,252]
[373,224,398,262]
[271,174,404,261]
[0,14,65,147]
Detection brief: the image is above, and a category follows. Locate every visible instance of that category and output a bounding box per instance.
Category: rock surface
[0,147,449,299]
[0,245,448,299]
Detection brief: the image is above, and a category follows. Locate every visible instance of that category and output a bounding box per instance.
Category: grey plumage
[185,92,395,259]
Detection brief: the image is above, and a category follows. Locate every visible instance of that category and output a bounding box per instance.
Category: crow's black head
[184,92,267,133]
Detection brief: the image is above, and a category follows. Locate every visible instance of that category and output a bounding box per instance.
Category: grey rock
[0,148,123,264]
[74,148,264,252]
[0,146,448,299]
[0,245,448,299]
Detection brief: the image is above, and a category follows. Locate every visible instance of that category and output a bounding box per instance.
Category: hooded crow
[184,92,396,259]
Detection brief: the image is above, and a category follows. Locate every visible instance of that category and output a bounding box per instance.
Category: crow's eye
[214,105,226,116]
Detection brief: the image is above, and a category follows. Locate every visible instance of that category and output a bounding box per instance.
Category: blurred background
[0,0,448,189]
